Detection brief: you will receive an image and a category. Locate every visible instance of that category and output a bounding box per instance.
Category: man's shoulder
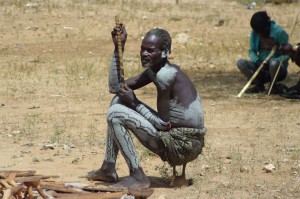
[159,63,178,76]
[270,22,288,42]
[166,63,181,72]
[271,21,287,33]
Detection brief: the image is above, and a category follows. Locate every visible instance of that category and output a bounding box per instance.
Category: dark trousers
[237,58,287,85]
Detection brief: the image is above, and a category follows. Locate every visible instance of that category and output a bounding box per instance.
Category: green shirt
[249,21,290,69]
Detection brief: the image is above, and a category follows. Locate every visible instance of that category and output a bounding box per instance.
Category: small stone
[12,130,21,135]
[240,165,250,173]
[63,144,71,150]
[28,105,40,109]
[63,26,74,31]
[202,164,210,170]
[224,158,232,164]
[42,144,55,150]
[24,3,39,9]
[247,2,256,10]
[263,163,275,173]
[215,18,225,26]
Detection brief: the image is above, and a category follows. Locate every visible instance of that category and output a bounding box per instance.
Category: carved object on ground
[0,170,154,199]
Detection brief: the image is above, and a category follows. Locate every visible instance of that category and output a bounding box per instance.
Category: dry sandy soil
[0,0,300,198]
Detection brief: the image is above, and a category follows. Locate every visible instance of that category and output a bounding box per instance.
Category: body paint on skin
[153,63,177,90]
[169,95,204,129]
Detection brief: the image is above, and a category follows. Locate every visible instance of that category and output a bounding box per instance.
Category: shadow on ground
[148,176,194,188]
[189,70,299,99]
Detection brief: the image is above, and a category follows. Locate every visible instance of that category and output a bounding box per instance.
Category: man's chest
[259,37,276,50]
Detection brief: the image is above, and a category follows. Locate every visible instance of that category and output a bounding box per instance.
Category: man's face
[140,34,164,71]
[256,26,270,38]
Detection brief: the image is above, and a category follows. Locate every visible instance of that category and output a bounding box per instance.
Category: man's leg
[269,59,287,82]
[237,58,256,79]
[106,103,165,189]
[268,59,288,94]
[86,96,122,182]
[237,59,265,93]
[86,128,119,182]
[89,101,163,189]
[290,78,300,92]
[280,78,300,98]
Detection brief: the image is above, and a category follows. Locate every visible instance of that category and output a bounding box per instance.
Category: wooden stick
[267,58,283,96]
[83,184,126,192]
[41,184,83,193]
[115,16,125,88]
[0,170,36,179]
[237,45,277,98]
[289,13,299,38]
[15,175,60,183]
[52,192,126,199]
[2,188,11,199]
[0,179,10,189]
[267,44,299,95]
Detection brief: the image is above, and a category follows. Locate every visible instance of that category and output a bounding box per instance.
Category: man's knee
[269,59,280,70]
[237,59,249,71]
[107,104,124,122]
[236,59,243,69]
[107,103,135,126]
[268,59,287,81]
[110,95,121,106]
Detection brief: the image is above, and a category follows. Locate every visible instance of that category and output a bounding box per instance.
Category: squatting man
[86,24,206,189]
[236,11,290,94]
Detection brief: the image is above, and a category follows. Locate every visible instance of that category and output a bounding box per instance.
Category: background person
[279,43,300,99]
[237,11,290,94]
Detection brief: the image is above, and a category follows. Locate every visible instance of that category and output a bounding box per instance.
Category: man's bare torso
[145,63,204,129]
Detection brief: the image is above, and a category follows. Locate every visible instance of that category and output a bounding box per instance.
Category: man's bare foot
[109,176,150,190]
[170,175,188,187]
[86,161,118,182]
[109,167,150,190]
[128,186,154,198]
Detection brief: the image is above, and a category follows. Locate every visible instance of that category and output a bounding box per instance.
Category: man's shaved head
[145,28,172,53]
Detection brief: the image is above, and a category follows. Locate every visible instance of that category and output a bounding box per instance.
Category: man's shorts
[158,127,207,166]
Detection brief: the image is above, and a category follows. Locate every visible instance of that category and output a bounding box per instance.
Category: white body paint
[148,63,177,90]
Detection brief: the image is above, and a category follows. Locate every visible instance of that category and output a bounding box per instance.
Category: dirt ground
[0,0,300,198]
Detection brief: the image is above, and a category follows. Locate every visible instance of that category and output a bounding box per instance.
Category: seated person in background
[279,43,300,99]
[237,11,290,94]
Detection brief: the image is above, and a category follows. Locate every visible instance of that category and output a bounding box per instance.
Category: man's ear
[161,50,169,58]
